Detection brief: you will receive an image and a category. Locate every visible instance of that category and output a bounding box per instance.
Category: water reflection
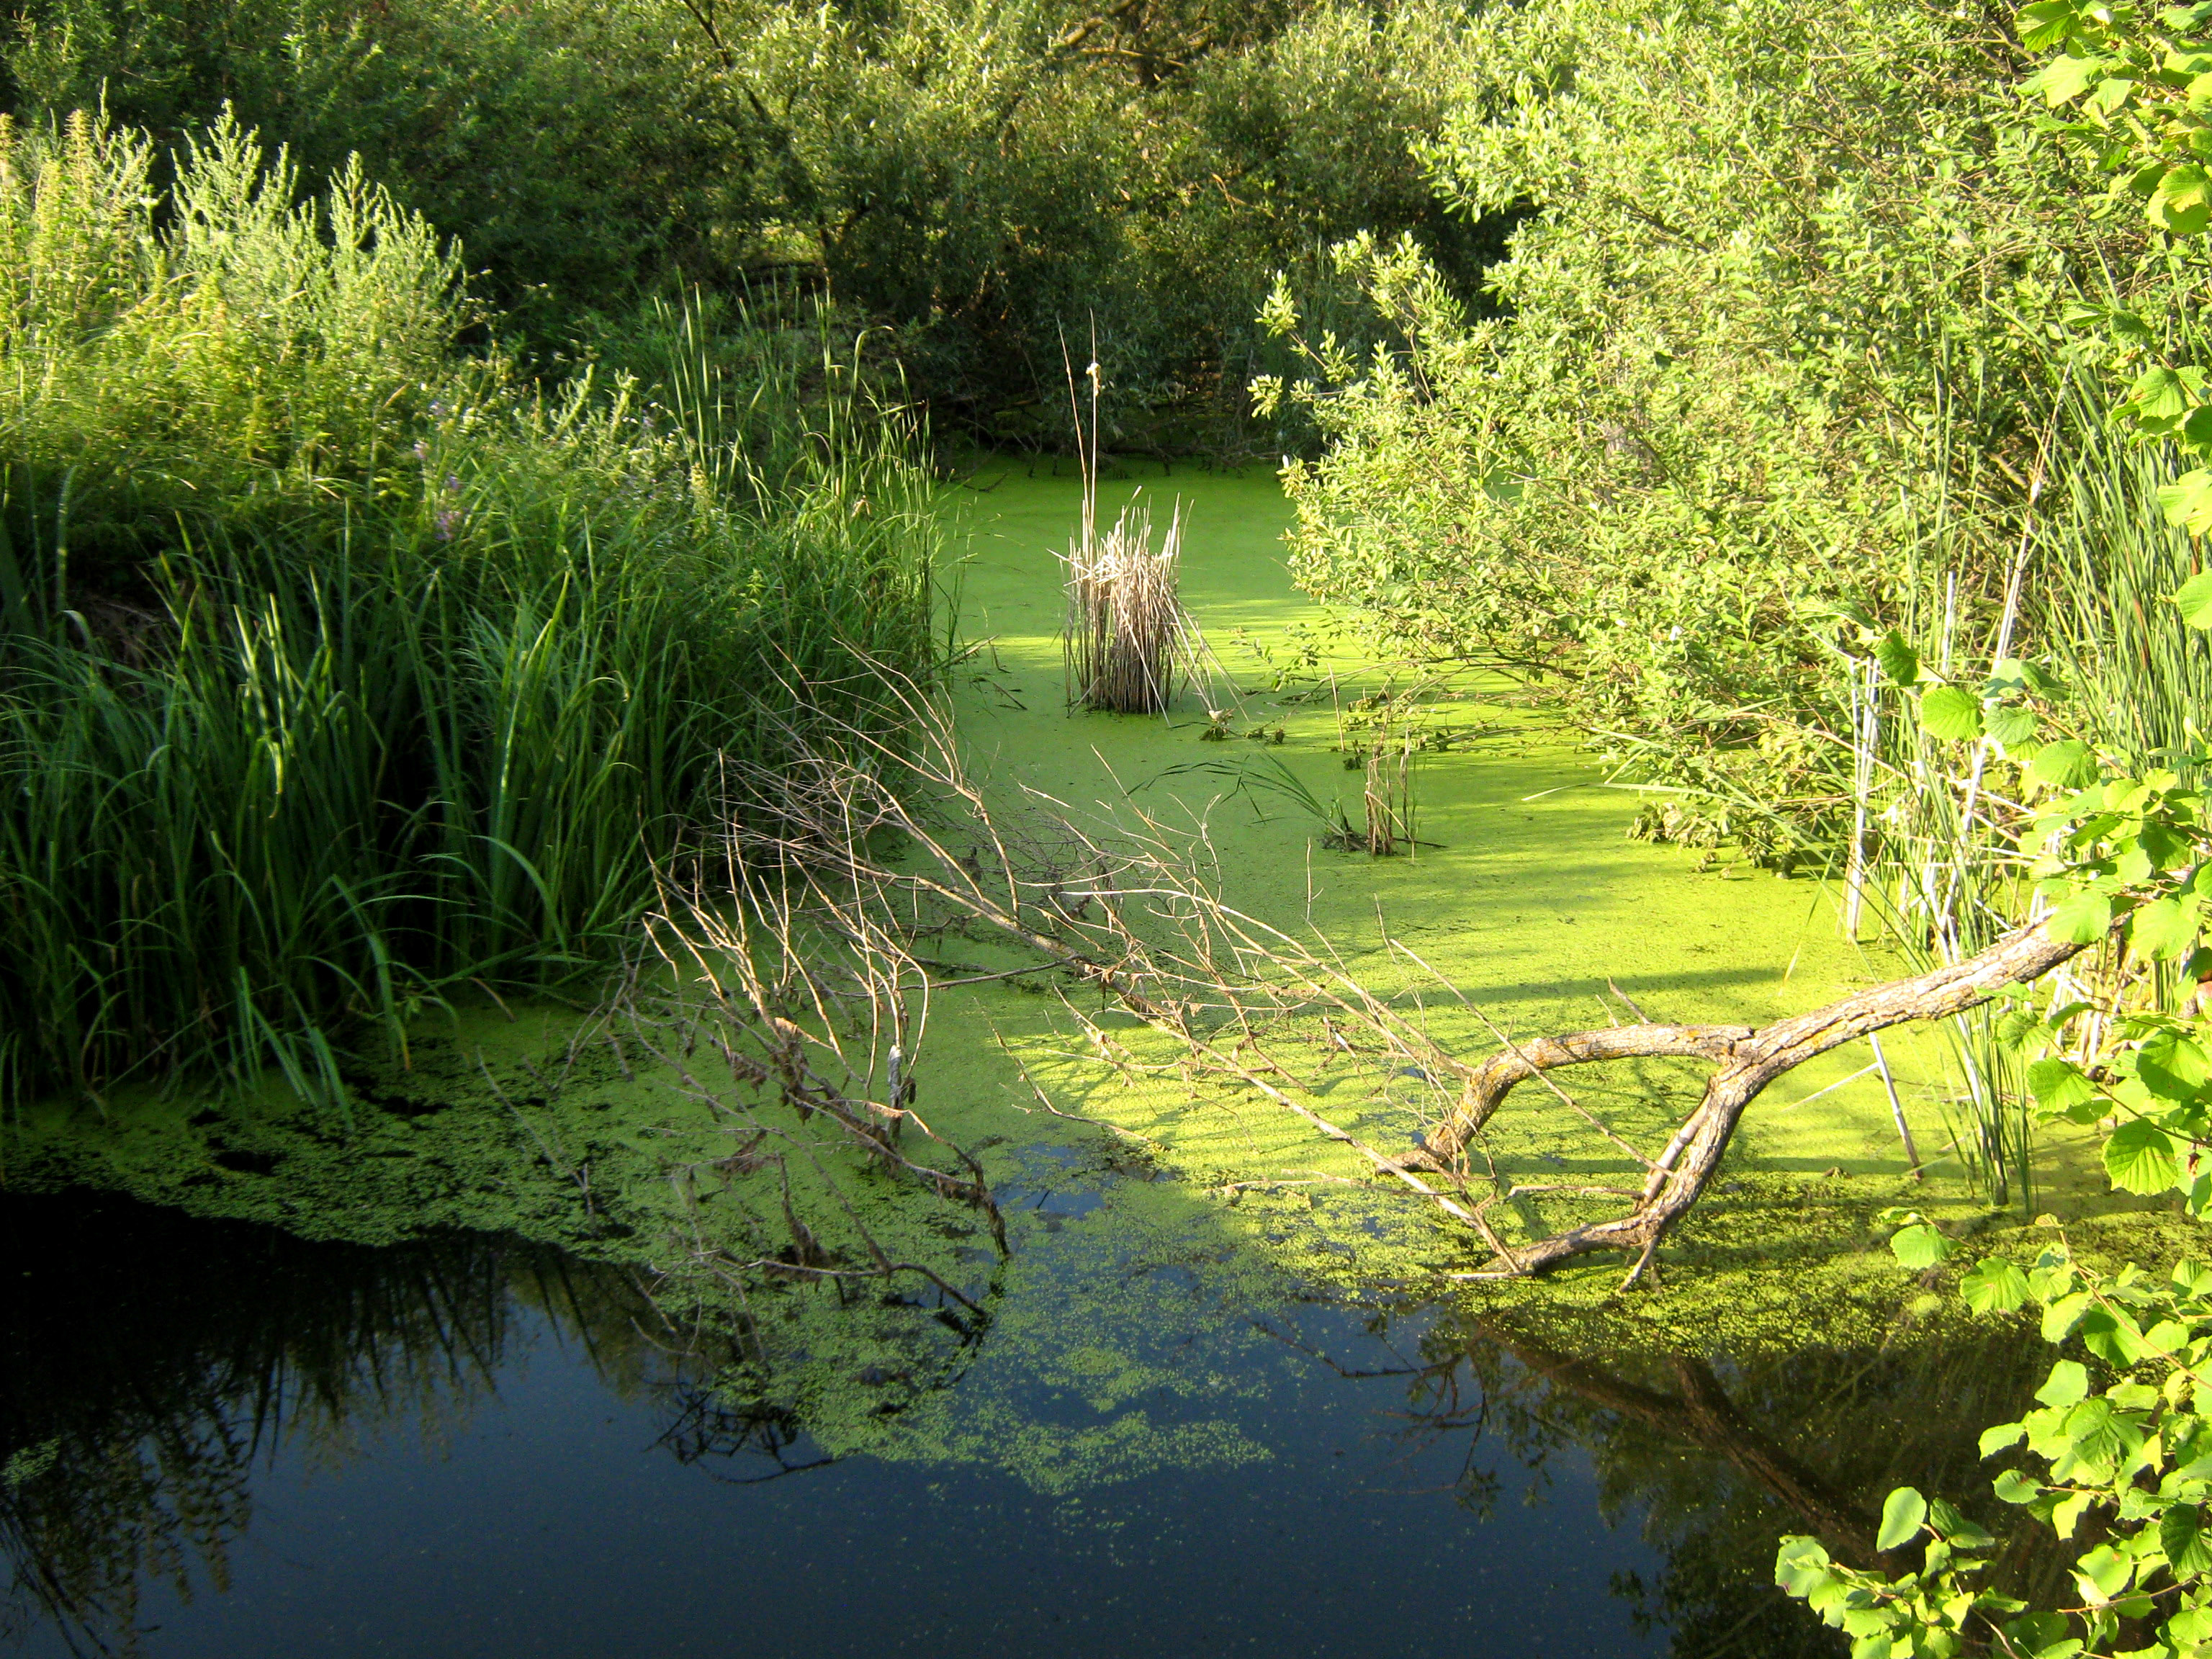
[0,1190,680,1653]
[1395,1313,2075,1657]
[1,1185,2065,1658]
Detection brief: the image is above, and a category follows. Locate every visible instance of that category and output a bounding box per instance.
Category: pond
[0,1181,2054,1658]
[1,464,2077,1656]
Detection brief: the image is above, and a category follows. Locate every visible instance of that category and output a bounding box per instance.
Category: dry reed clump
[1062,498,1199,714]
[1056,349,1207,715]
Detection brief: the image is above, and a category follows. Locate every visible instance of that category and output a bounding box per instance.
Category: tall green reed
[1841,387,2212,1208]
[0,113,943,1110]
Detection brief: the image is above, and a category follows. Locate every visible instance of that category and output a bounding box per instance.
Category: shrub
[1257,0,2168,851]
[0,113,940,1107]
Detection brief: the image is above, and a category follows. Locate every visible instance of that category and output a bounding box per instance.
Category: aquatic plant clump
[1063,498,1200,714]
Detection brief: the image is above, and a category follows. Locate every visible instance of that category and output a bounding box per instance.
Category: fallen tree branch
[1416,921,2090,1277]
[705,660,2095,1287]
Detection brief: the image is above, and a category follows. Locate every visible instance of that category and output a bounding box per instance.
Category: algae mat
[1,462,2107,1483]
[0,460,2130,1658]
[935,463,2015,1231]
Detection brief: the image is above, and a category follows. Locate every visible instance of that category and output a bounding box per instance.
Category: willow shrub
[1256,0,2168,859]
[0,114,940,1107]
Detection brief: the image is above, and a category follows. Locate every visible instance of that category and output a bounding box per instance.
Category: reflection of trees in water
[0,1189,984,1655]
[1364,1310,2079,1658]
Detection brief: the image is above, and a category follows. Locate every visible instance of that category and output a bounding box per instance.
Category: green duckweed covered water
[0,462,2159,1493]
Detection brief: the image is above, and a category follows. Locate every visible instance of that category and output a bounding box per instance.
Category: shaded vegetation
[0,0,1514,443]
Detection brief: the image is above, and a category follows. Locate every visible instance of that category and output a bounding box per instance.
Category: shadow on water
[0,1182,2079,1659]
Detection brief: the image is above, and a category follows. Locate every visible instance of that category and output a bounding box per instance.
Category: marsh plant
[0,112,940,1108]
[1059,358,1205,715]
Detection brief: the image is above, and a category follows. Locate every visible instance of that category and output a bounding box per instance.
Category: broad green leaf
[2043,1289,2094,1341]
[2028,1058,2098,1112]
[2054,1488,2098,1540]
[1995,1004,2046,1053]
[2178,567,2212,629]
[2145,1317,2193,1354]
[1961,1256,2033,1313]
[1986,703,2039,750]
[1920,685,1984,740]
[2160,469,2212,533]
[2132,894,2204,960]
[2077,1542,2134,1602]
[2046,888,2115,944]
[2152,163,2212,234]
[2001,1612,2073,1654]
[2018,0,2086,50]
[2106,1118,2183,1193]
[2028,50,2106,103]
[1876,1485,1929,1552]
[2037,1359,2090,1408]
[2087,73,2139,116]
[2028,739,2098,790]
[2139,1025,2212,1089]
[1889,1221,1955,1268]
[2080,1305,2149,1365]
[1929,1498,1994,1549]
[1773,1534,1833,1597]
[1874,631,1920,686]
[1992,1465,2041,1501]
[2164,1505,2212,1575]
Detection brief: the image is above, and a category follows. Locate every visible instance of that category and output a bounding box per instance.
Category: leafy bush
[1257,0,2167,853]
[0,0,1507,443]
[0,113,940,1106]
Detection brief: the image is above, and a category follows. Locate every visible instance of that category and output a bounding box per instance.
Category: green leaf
[1774,1534,1833,1598]
[1889,1221,1955,1269]
[2037,1359,2090,1408]
[2043,1290,2095,1342]
[2028,739,2098,790]
[2028,49,2107,103]
[1874,631,1920,686]
[2046,888,2116,944]
[1920,685,1984,740]
[2132,894,2205,960]
[2018,0,2086,51]
[2160,469,2212,533]
[2151,163,2212,234]
[2178,568,2212,629]
[2077,1542,2134,1601]
[2106,1118,2183,1194]
[1877,1485,1929,1552]
[1993,1465,2042,1501]
[2164,1505,2212,1575]
[2054,1488,2098,1540]
[2028,1058,2098,1113]
[1986,703,2040,750]
[2080,1305,2149,1365]
[1961,1256,2033,1313]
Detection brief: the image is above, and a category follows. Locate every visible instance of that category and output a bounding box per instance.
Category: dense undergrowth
[1260,0,2208,865]
[0,0,1514,446]
[0,112,940,1106]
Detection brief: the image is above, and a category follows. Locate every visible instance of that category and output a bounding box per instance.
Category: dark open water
[2,1184,2042,1658]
